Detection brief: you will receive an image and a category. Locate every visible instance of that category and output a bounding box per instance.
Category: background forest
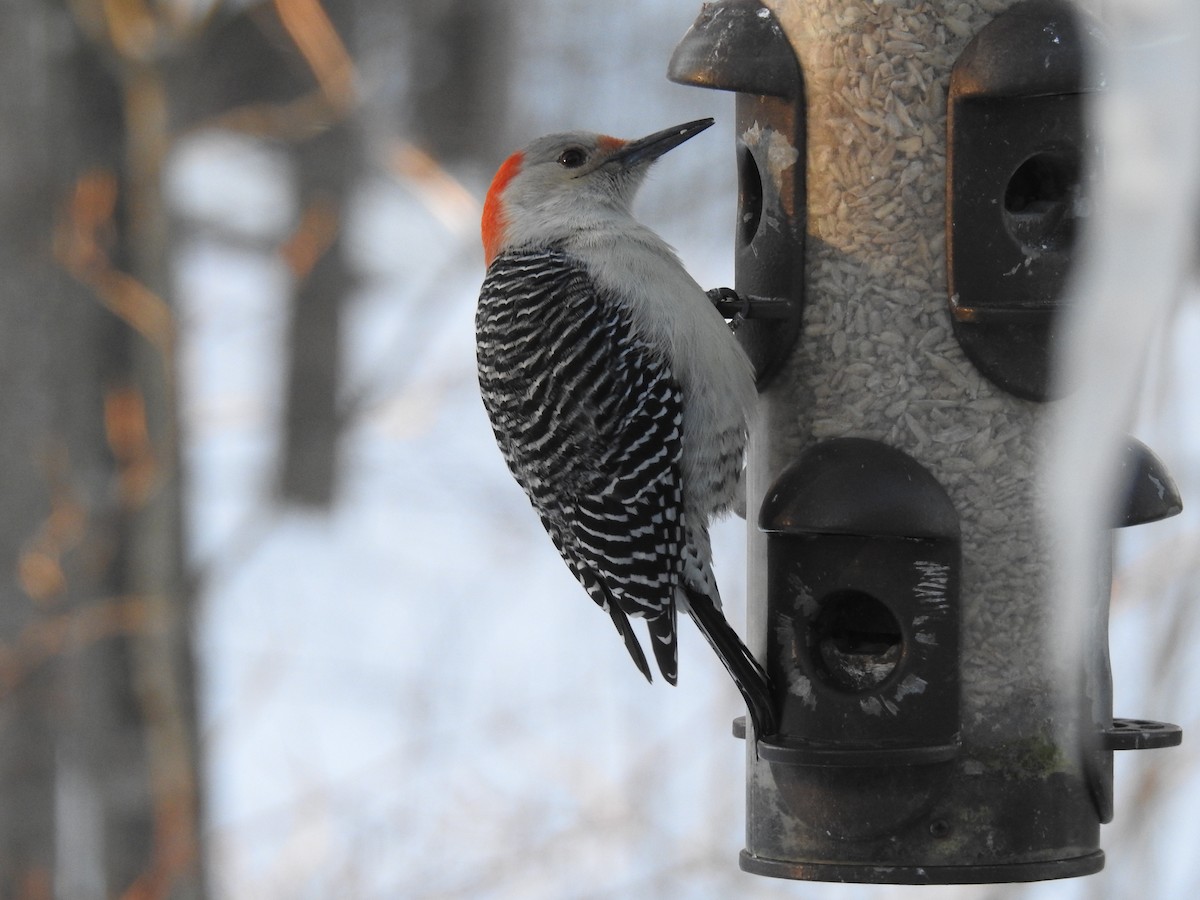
[0,1,1196,898]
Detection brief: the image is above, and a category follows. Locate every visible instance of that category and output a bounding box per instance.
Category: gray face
[487,119,713,257]
[506,132,646,215]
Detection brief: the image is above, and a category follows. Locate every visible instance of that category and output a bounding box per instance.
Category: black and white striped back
[476,244,686,682]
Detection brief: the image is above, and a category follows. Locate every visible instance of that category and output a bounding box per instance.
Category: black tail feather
[609,603,653,683]
[646,606,678,686]
[684,585,777,739]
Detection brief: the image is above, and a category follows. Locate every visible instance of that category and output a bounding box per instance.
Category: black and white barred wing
[476,247,686,683]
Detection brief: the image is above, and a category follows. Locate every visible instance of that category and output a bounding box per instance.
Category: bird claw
[706,287,750,332]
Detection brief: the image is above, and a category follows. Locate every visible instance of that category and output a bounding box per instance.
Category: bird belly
[568,228,753,521]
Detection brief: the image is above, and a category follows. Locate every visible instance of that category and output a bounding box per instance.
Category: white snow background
[166,1,1199,897]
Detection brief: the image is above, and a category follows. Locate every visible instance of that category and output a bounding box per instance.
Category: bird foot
[706,287,750,332]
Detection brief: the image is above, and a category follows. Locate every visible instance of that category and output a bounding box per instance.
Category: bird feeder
[669,0,1182,884]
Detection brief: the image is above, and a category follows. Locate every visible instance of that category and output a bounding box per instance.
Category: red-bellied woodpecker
[475,118,776,738]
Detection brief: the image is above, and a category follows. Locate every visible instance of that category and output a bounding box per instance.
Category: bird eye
[557,147,588,169]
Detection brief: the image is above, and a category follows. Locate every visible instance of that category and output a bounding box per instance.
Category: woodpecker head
[481,118,714,266]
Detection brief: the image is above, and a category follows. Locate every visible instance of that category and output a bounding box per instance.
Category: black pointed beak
[605,118,715,168]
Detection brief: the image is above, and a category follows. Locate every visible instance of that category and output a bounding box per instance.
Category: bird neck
[491,198,648,266]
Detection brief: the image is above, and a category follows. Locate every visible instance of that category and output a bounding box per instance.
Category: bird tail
[607,601,653,683]
[684,584,777,739]
[645,605,678,686]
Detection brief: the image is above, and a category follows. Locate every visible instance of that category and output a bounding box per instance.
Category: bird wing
[476,246,684,683]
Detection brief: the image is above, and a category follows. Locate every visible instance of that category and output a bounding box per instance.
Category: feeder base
[739,850,1105,885]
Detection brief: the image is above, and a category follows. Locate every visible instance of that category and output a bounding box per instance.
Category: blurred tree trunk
[184,0,365,510]
[408,0,515,163]
[0,3,203,897]
[279,0,360,508]
[279,126,356,507]
[276,0,516,506]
